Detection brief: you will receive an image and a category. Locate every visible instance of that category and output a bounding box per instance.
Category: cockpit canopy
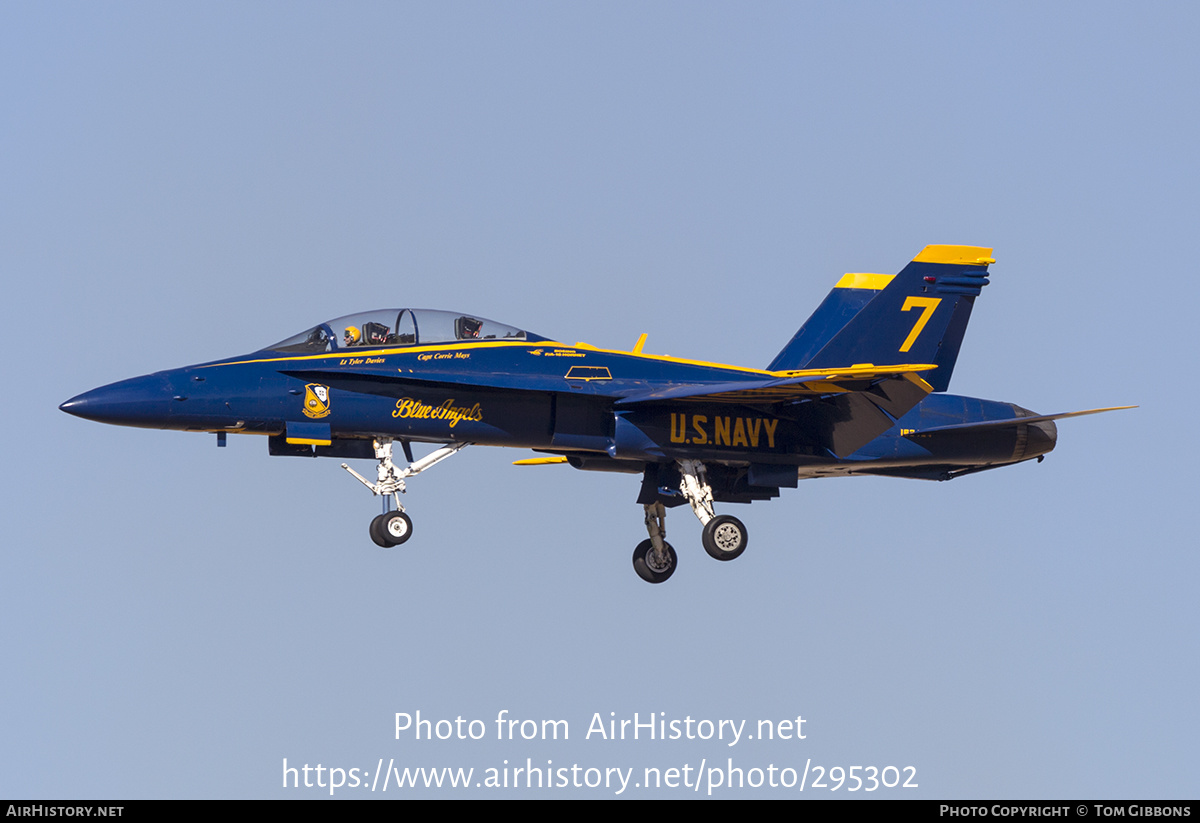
[267,309,547,354]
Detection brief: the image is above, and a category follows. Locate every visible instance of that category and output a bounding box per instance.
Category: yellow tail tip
[912,245,995,265]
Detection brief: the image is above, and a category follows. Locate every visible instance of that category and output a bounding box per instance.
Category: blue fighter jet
[60,245,1130,583]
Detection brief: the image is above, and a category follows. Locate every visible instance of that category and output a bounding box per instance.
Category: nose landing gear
[634,502,677,583]
[342,438,468,548]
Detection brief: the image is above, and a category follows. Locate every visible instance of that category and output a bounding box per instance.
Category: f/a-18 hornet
[61,245,1130,583]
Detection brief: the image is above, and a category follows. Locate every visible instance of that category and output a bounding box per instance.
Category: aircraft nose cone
[58,395,88,416]
[59,374,173,428]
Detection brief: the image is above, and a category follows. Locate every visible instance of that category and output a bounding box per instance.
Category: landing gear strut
[342,438,468,548]
[630,460,749,583]
[633,502,677,583]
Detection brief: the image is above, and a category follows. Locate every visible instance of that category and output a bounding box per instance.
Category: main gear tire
[702,514,747,561]
[632,539,677,584]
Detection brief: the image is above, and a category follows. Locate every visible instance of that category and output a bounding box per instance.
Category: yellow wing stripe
[664,370,935,404]
[774,363,936,379]
[512,456,569,466]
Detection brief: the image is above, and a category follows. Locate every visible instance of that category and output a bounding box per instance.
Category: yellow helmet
[343,325,361,345]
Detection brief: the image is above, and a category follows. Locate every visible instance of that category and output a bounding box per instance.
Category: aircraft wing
[280,362,937,403]
[612,364,937,406]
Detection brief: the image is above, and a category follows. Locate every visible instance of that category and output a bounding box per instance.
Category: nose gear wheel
[370,510,413,547]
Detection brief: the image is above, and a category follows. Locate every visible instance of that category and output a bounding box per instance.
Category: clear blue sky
[4,1,1196,798]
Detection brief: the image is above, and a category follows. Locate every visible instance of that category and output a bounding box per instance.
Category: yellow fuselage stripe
[206,340,781,376]
[207,340,935,382]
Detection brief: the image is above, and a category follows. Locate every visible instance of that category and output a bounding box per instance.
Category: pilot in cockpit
[362,322,390,346]
[343,326,361,347]
[456,316,483,340]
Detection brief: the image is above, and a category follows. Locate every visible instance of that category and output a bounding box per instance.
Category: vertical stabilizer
[780,245,992,392]
[767,272,893,372]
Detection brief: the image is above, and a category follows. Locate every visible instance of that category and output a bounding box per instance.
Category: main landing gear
[632,459,748,584]
[341,438,468,548]
[634,503,677,584]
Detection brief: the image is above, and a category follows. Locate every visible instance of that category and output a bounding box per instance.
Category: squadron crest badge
[302,383,331,419]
